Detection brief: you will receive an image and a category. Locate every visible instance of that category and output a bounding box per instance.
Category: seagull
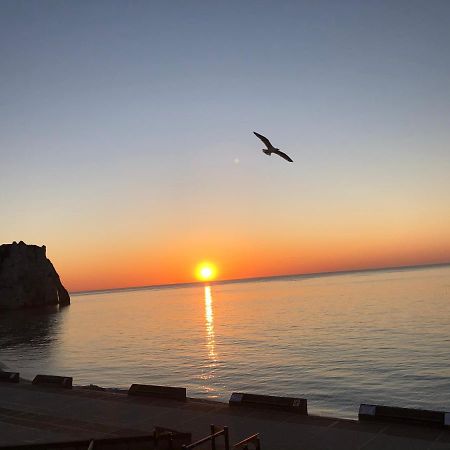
[253,132,293,162]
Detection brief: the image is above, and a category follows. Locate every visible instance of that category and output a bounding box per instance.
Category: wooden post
[224,426,230,450]
[210,424,216,450]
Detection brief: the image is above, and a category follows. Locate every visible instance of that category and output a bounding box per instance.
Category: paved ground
[0,382,449,449]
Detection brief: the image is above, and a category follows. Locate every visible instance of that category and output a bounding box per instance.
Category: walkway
[0,383,448,449]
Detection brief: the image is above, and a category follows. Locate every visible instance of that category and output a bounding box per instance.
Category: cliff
[0,242,70,310]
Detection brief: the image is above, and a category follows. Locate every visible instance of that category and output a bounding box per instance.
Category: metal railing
[233,433,261,450]
[153,426,192,449]
[1,423,260,450]
[0,434,156,450]
[0,426,191,450]
[85,426,191,450]
[182,424,230,450]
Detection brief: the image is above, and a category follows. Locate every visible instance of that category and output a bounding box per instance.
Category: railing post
[210,424,216,450]
[224,426,230,450]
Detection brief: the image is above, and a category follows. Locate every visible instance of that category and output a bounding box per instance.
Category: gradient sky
[1,0,449,291]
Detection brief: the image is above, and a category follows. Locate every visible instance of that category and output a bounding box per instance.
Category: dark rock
[0,242,70,310]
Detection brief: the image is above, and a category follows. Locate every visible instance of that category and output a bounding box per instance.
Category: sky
[1,0,450,292]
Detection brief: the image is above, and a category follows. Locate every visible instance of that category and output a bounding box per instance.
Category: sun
[195,262,217,282]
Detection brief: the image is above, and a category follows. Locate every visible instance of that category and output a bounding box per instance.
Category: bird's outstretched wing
[273,149,293,162]
[253,131,273,149]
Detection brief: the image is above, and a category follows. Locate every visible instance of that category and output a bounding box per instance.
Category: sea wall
[0,241,70,310]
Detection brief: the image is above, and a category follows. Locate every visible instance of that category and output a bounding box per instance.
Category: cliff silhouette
[0,241,70,310]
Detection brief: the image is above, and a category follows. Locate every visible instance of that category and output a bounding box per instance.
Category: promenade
[0,382,449,449]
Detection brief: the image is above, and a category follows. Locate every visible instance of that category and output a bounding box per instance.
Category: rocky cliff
[0,242,70,310]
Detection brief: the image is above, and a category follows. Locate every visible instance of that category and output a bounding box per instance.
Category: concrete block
[229,392,307,414]
[128,384,186,401]
[32,374,73,389]
[0,371,20,383]
[359,403,449,428]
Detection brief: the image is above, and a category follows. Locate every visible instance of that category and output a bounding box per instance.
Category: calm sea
[1,265,449,419]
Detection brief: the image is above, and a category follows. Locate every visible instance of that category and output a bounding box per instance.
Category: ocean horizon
[70,261,450,296]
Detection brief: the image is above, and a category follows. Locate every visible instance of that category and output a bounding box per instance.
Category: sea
[1,265,449,419]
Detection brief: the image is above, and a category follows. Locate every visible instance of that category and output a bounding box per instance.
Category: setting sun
[196,262,217,282]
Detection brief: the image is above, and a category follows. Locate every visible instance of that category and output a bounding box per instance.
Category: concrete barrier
[229,392,307,414]
[0,371,20,383]
[128,383,186,401]
[32,375,73,389]
[359,403,450,428]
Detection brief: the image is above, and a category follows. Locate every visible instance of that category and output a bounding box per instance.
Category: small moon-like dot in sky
[234,158,240,164]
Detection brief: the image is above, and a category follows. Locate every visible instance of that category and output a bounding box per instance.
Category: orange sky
[2,2,450,292]
[52,216,450,292]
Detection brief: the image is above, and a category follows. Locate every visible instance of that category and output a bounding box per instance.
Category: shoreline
[2,369,448,422]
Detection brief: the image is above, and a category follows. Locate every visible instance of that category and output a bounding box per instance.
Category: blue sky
[1,1,449,289]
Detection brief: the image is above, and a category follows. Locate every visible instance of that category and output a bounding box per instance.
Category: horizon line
[70,261,450,296]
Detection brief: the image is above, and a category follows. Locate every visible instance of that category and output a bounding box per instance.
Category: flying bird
[253,132,293,162]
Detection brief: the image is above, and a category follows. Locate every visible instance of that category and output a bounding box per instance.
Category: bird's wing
[253,132,273,149]
[273,149,293,162]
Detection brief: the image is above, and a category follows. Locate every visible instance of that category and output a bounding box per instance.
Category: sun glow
[196,262,217,282]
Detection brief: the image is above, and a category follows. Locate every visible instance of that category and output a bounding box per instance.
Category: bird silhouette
[253,132,293,162]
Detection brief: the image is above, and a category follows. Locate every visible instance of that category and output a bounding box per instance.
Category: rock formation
[0,241,70,310]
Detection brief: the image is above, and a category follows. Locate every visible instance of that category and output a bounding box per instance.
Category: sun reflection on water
[204,285,217,361]
[200,285,218,395]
